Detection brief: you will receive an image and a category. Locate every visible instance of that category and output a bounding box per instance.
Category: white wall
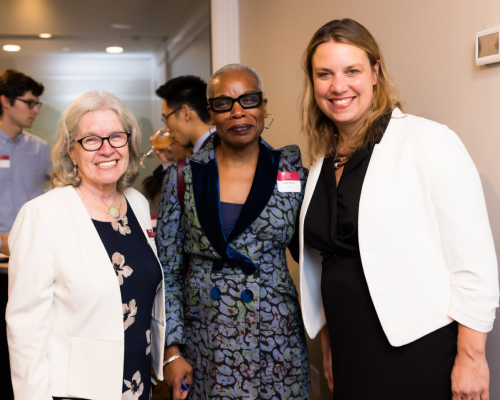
[237,0,500,399]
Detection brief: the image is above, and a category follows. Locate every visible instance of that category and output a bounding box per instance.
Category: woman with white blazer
[299,19,499,400]
[6,92,166,400]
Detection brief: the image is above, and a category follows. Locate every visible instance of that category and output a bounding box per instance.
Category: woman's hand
[320,325,334,393]
[451,324,489,400]
[163,345,193,400]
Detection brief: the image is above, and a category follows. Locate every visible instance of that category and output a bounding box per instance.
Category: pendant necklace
[79,185,122,219]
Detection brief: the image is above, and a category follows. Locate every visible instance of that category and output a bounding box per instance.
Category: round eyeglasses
[75,132,131,151]
[208,92,263,113]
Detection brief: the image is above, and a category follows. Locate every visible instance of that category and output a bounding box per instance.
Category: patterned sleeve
[284,145,309,263]
[155,163,186,346]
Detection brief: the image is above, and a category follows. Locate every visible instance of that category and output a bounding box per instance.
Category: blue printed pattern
[156,137,311,399]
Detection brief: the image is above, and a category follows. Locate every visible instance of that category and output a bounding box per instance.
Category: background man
[153,75,211,183]
[0,70,49,256]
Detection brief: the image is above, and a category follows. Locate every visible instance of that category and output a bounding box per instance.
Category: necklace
[79,185,122,219]
[334,153,348,170]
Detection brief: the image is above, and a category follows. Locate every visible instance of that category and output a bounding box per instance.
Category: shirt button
[241,289,254,303]
[210,287,221,300]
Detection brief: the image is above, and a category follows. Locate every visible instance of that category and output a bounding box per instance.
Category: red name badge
[146,229,154,238]
[0,155,10,168]
[277,171,301,192]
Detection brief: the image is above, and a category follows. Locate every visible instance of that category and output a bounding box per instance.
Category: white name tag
[0,155,10,168]
[146,229,157,251]
[277,171,301,192]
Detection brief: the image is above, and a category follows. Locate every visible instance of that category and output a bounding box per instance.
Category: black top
[220,201,244,238]
[304,114,391,259]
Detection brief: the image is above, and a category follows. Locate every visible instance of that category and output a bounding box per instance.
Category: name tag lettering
[277,171,301,192]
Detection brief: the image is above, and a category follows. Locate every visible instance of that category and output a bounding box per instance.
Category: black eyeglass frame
[208,92,263,113]
[75,132,131,152]
[16,98,43,109]
[161,106,183,124]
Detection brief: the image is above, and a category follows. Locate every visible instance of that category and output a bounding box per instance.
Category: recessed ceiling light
[3,45,20,52]
[39,33,52,39]
[106,46,124,54]
[111,24,131,29]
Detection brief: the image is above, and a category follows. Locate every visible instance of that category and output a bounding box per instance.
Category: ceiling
[0,0,209,55]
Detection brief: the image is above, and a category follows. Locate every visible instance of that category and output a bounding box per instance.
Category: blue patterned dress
[156,136,311,399]
[54,202,162,400]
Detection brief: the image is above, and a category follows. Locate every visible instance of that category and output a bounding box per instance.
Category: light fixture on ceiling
[62,47,70,52]
[106,46,124,54]
[3,45,21,52]
[111,24,131,30]
[39,33,52,39]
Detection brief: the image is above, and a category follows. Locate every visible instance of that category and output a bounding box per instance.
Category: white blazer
[6,186,166,400]
[299,108,499,346]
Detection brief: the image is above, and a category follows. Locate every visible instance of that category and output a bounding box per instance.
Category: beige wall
[239,0,500,398]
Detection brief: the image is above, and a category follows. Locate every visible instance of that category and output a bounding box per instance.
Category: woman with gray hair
[6,91,165,400]
[157,63,311,400]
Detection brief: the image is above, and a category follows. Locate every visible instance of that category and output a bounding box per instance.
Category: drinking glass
[140,128,173,168]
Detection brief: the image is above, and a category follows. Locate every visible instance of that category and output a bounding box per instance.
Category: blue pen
[181,379,191,392]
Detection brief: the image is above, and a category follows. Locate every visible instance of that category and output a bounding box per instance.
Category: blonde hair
[301,18,403,163]
[51,91,141,191]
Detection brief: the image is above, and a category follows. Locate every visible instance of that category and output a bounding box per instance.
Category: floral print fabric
[156,138,311,399]
[54,202,162,400]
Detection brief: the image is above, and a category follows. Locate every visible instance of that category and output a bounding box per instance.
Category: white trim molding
[210,0,240,71]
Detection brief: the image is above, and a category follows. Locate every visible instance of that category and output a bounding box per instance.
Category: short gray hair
[51,91,142,192]
[207,63,264,99]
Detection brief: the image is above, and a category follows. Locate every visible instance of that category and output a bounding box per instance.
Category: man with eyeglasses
[153,76,212,184]
[0,70,49,256]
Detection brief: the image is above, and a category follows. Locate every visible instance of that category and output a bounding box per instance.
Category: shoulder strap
[176,157,186,210]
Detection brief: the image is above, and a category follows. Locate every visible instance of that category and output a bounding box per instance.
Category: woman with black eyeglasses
[6,91,166,400]
[156,63,311,400]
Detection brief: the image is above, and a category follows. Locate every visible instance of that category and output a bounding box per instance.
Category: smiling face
[69,109,129,193]
[312,41,379,137]
[209,70,267,149]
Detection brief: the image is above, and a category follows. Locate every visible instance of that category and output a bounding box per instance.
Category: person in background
[141,137,192,224]
[153,75,212,184]
[299,18,499,400]
[157,63,311,400]
[6,91,165,400]
[0,70,48,256]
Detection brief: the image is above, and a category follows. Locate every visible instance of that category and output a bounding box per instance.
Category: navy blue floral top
[54,202,162,400]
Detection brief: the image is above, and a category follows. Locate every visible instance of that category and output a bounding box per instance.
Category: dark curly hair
[0,70,44,116]
[156,75,210,124]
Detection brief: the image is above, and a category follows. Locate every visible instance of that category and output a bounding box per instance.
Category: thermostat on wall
[476,27,500,66]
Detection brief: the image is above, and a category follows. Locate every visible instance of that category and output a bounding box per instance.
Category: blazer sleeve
[430,127,499,332]
[155,163,186,346]
[6,201,55,400]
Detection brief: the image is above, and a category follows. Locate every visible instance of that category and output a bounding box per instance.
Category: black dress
[304,116,458,400]
[54,202,162,400]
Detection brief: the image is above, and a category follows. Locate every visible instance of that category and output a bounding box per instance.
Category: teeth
[332,97,354,105]
[96,160,117,168]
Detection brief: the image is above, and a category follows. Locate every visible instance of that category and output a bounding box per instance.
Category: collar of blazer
[300,107,405,227]
[189,135,282,271]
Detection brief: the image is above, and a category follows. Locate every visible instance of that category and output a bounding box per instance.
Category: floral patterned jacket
[156,136,311,399]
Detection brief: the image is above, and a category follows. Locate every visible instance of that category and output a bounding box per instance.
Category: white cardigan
[299,108,499,346]
[6,186,166,400]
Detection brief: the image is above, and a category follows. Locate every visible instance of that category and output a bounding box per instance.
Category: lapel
[300,155,325,230]
[190,136,281,268]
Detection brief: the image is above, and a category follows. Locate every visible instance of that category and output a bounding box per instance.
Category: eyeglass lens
[17,98,43,109]
[212,93,261,111]
[80,132,129,151]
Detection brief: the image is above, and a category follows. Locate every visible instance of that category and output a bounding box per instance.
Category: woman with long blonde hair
[298,18,498,400]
